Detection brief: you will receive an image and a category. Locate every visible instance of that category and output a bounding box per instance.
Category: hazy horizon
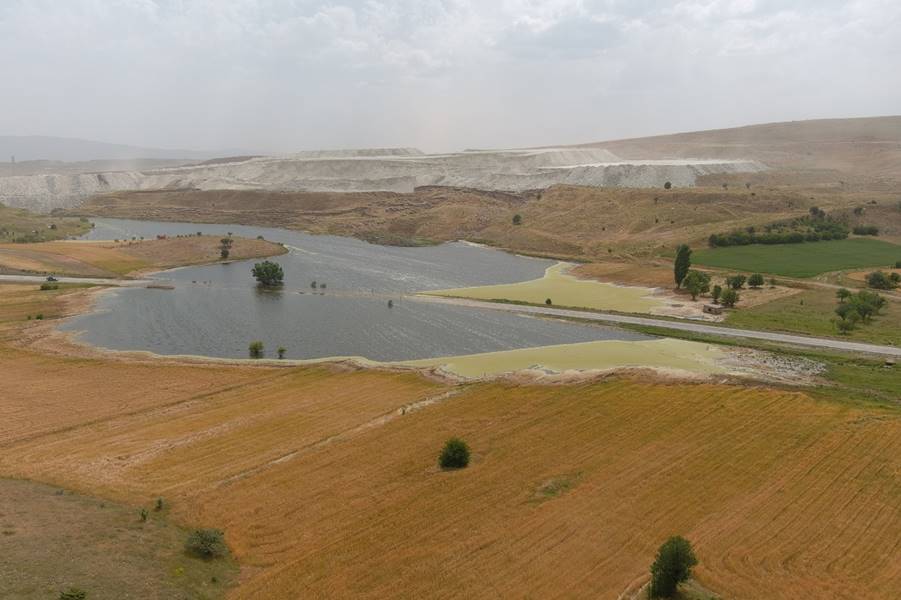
[2,1,899,154]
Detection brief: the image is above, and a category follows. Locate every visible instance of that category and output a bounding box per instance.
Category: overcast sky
[2,0,899,153]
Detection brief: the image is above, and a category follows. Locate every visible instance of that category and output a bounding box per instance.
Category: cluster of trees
[865,270,900,290]
[675,244,752,307]
[707,210,849,247]
[833,289,887,333]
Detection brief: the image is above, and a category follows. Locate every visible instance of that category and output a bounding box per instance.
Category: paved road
[0,274,151,287]
[415,295,901,358]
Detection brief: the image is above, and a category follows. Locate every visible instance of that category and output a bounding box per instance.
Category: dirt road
[415,295,901,357]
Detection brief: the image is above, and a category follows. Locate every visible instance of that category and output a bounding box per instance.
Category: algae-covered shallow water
[427,262,665,312]
[64,218,650,361]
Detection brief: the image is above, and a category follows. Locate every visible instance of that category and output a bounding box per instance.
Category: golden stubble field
[1,284,899,599]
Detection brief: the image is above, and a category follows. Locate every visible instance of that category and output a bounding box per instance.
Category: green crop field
[693,238,901,277]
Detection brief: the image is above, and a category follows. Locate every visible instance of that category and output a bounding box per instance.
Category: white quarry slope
[0,147,764,212]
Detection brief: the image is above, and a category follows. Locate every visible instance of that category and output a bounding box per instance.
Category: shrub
[439,437,470,470]
[664,181,672,190]
[248,341,264,359]
[59,588,87,600]
[726,275,746,290]
[720,288,739,307]
[512,214,522,225]
[40,282,59,291]
[35,313,44,320]
[251,261,284,286]
[649,536,697,598]
[866,271,897,290]
[545,298,552,305]
[836,288,852,303]
[711,284,722,304]
[852,225,879,236]
[277,346,286,359]
[747,273,764,288]
[155,497,164,511]
[185,528,229,559]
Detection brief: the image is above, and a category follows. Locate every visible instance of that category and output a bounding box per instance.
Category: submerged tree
[252,261,284,286]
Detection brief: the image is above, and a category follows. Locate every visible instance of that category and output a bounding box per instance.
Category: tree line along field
[1,284,900,599]
[693,237,901,277]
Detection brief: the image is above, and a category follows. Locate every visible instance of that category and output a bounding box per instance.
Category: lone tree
[726,274,747,290]
[512,213,523,226]
[219,237,233,260]
[439,437,470,470]
[185,528,229,559]
[649,536,698,598]
[248,341,264,359]
[836,288,852,303]
[747,273,764,289]
[664,181,672,190]
[277,346,286,359]
[682,270,710,301]
[673,244,692,288]
[252,260,284,286]
[720,288,739,308]
[711,284,723,304]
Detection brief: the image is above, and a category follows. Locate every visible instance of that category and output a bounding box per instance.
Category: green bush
[512,214,522,225]
[248,341,264,359]
[649,536,697,598]
[866,270,898,290]
[59,588,87,600]
[40,282,59,291]
[439,437,470,470]
[277,346,286,359]
[747,273,764,288]
[185,528,229,559]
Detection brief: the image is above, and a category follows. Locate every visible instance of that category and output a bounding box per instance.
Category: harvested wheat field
[0,235,284,278]
[2,334,900,600]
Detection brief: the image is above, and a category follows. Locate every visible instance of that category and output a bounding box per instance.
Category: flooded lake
[63,218,649,361]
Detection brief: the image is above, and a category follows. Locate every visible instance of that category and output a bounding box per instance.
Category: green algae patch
[402,338,726,379]
[425,263,665,313]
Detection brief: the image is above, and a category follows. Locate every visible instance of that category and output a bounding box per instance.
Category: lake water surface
[63,218,648,361]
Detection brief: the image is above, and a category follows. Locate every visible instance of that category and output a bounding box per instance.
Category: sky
[1,0,900,153]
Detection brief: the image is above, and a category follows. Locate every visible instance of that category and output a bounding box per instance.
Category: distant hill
[582,116,901,181]
[0,135,253,162]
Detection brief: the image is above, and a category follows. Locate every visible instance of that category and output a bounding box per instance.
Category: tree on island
[252,261,284,286]
[673,244,692,288]
[219,237,233,260]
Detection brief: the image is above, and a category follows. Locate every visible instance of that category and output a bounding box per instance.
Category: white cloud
[0,0,898,152]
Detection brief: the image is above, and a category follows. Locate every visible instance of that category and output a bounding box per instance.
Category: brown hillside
[582,116,901,182]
